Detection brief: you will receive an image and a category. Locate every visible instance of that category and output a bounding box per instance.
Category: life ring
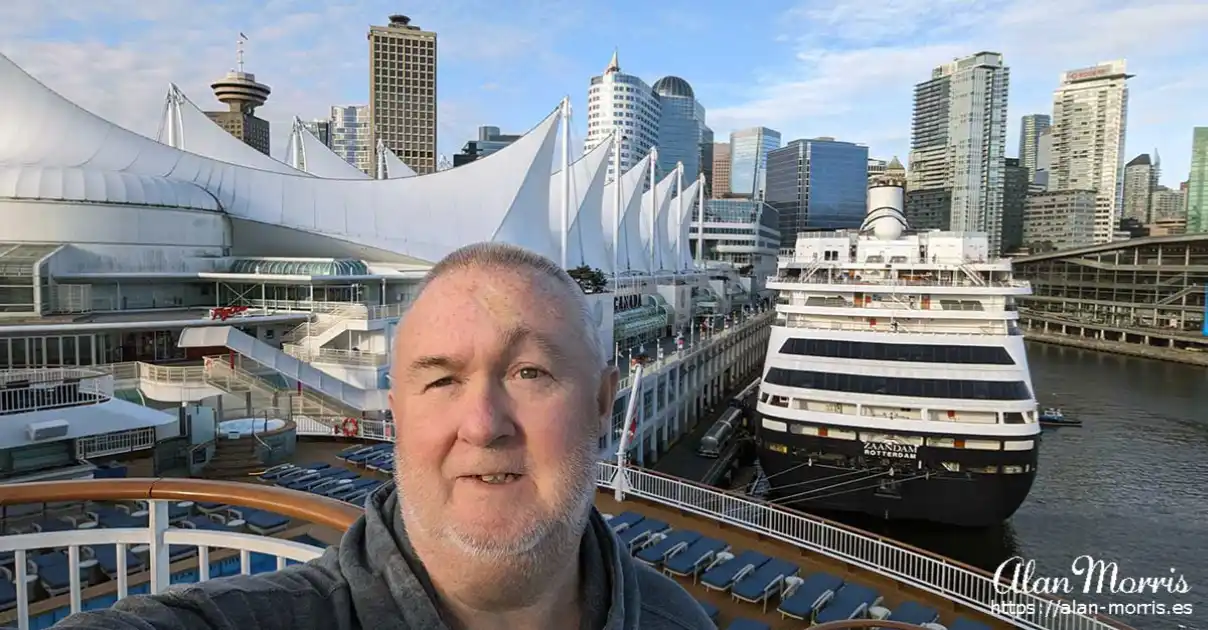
[341,417,359,437]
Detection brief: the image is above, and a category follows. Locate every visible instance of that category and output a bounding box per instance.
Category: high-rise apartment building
[1018,114,1051,182]
[729,127,781,198]
[330,105,373,175]
[1187,128,1208,233]
[1022,190,1097,252]
[369,15,437,174]
[1048,60,1132,244]
[1034,127,1054,190]
[584,51,661,183]
[1151,186,1186,222]
[1121,153,1159,223]
[711,143,731,198]
[765,137,869,249]
[905,52,1009,254]
[652,76,706,186]
[1002,158,1030,252]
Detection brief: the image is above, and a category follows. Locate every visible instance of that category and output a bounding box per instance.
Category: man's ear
[596,366,619,420]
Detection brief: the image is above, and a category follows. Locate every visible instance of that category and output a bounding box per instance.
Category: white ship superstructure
[754,184,1041,526]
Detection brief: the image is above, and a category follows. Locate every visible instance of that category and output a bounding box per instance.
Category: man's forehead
[401,266,572,335]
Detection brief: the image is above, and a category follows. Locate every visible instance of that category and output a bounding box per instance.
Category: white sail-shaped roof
[379,142,417,179]
[156,84,306,176]
[287,118,371,179]
[0,52,562,264]
[605,154,653,275]
[668,179,701,271]
[639,170,678,273]
[551,136,612,272]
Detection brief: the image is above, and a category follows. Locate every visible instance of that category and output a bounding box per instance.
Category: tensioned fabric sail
[0,52,563,265]
[287,119,373,179]
[605,154,653,275]
[639,170,678,273]
[551,135,613,273]
[157,84,308,176]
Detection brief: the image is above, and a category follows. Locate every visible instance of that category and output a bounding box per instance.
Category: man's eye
[517,367,545,380]
[424,376,454,390]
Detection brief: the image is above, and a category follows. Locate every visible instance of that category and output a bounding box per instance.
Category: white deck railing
[0,483,350,630]
[602,464,1119,630]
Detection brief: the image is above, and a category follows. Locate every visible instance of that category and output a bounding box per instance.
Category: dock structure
[1014,234,1208,362]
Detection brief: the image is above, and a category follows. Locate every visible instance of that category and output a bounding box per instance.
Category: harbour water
[828,342,1208,629]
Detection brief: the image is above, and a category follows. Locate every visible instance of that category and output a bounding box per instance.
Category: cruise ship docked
[755,184,1040,527]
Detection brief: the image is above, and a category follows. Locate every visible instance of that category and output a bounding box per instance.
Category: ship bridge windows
[779,338,1015,365]
[764,367,1031,400]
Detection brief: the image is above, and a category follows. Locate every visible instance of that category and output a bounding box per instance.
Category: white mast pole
[560,97,571,270]
[675,162,683,271]
[649,148,658,272]
[614,362,645,501]
[696,172,705,268]
[613,132,623,275]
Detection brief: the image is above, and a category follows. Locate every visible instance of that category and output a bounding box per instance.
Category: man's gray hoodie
[43,484,718,629]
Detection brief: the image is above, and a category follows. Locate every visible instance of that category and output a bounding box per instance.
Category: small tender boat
[1039,407,1081,427]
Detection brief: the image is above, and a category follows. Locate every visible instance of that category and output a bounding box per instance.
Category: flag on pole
[239,32,248,41]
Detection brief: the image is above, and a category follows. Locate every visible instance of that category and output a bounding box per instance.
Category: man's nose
[455,379,516,447]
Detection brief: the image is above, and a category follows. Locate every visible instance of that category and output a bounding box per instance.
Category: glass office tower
[653,76,705,186]
[765,137,869,249]
[730,127,781,198]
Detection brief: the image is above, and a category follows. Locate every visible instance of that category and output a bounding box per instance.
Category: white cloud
[0,0,579,161]
[710,0,1208,183]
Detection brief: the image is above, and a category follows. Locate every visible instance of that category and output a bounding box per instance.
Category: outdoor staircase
[279,303,367,350]
[201,356,356,426]
[199,438,263,480]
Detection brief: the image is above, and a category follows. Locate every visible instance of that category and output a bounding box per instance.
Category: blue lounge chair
[605,511,644,532]
[950,617,994,630]
[0,578,16,612]
[32,552,74,597]
[731,558,799,611]
[695,598,718,621]
[616,519,668,552]
[89,545,146,577]
[335,444,365,459]
[815,583,882,623]
[662,537,728,581]
[195,501,228,514]
[635,530,701,566]
[242,509,290,535]
[181,515,228,532]
[726,619,771,630]
[888,600,939,625]
[168,545,196,562]
[777,571,843,620]
[700,550,770,593]
[345,445,391,464]
[258,463,297,481]
[35,519,74,533]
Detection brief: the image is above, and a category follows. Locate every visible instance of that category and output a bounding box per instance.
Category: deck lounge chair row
[259,460,383,506]
[335,443,395,473]
[605,511,993,630]
[0,500,294,607]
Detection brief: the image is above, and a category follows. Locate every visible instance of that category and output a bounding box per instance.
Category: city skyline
[1,0,1205,181]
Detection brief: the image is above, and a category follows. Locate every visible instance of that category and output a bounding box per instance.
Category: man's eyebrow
[406,355,461,375]
[500,324,568,360]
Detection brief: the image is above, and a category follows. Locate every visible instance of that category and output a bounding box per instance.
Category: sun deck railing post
[148,500,171,594]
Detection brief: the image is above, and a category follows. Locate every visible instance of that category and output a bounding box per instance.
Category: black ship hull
[756,421,1038,528]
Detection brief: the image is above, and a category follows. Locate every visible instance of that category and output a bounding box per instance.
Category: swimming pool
[217,418,285,438]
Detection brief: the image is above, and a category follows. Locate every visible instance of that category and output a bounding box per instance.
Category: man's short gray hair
[412,242,605,368]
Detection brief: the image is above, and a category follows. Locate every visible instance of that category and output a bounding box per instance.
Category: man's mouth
[470,473,521,484]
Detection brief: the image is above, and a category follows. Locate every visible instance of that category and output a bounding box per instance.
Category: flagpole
[615,361,646,501]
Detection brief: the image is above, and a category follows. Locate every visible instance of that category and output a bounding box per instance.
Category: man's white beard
[395,440,597,566]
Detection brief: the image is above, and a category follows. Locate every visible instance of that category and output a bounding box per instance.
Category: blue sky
[2,0,1206,183]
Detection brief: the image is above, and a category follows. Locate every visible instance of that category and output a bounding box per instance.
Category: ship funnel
[861,184,908,241]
